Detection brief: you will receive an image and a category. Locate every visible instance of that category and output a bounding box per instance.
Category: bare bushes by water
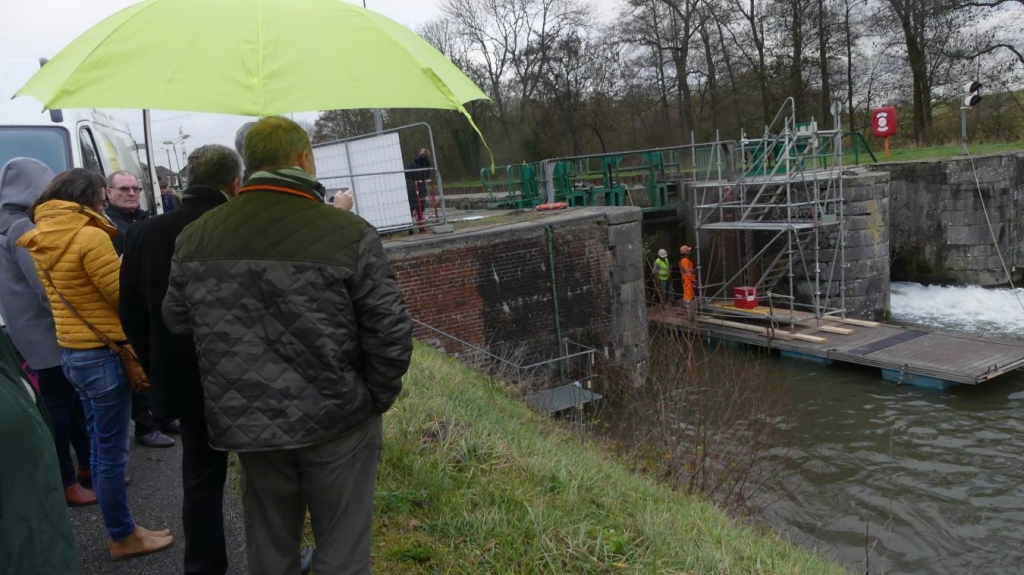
[593,328,795,516]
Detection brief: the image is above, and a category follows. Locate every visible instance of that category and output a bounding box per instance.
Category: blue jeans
[61,347,136,541]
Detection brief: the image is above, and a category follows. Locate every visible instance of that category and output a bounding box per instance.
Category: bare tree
[838,0,868,131]
[816,0,833,126]
[730,0,773,124]
[311,110,377,143]
[877,0,970,143]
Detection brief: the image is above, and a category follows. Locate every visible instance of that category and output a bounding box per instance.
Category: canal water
[761,282,1024,574]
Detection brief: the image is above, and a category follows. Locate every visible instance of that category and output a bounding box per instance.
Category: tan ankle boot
[109,528,174,561]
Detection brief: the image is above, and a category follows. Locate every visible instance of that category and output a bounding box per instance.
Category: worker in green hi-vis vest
[652,248,672,304]
[0,328,79,574]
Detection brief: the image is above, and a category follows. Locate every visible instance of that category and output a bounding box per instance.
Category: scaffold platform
[649,306,1024,389]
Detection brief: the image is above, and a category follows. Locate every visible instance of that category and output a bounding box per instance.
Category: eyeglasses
[110,186,142,194]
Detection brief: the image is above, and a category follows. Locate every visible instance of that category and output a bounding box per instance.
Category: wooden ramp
[649,306,1024,388]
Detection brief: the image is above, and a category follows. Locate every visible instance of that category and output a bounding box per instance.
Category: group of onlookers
[0,116,413,575]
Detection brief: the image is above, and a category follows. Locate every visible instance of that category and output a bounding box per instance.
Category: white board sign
[314,133,411,231]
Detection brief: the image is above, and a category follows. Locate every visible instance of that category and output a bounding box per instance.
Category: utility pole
[164,148,174,185]
[960,82,982,155]
[178,127,190,165]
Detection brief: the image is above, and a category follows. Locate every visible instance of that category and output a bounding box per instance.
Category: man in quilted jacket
[162,116,413,575]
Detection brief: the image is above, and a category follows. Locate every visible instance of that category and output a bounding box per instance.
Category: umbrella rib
[256,0,264,115]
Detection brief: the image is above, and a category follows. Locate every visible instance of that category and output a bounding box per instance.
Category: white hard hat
[657,249,667,258]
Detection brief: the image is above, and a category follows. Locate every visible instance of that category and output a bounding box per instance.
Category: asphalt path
[70,437,247,575]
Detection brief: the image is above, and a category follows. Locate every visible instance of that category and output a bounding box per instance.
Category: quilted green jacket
[162,169,413,452]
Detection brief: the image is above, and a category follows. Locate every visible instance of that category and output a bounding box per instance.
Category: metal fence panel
[313,123,447,233]
[314,133,411,230]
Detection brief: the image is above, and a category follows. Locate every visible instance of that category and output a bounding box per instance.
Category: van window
[0,127,71,174]
[79,128,104,176]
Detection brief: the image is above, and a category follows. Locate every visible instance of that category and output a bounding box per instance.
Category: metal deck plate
[846,330,929,356]
[525,384,602,413]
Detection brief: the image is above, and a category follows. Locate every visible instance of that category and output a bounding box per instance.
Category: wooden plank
[784,332,829,344]
[815,325,855,335]
[832,317,882,328]
[696,316,793,340]
[697,316,770,333]
[709,303,773,316]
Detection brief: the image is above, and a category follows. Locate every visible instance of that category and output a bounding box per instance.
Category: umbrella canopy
[15,0,489,117]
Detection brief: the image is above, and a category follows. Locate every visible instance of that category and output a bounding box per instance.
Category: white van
[0,56,153,211]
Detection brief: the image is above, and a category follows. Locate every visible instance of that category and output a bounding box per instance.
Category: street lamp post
[163,142,180,171]
[163,132,191,183]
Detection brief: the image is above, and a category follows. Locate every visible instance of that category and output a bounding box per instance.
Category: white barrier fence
[313,123,446,233]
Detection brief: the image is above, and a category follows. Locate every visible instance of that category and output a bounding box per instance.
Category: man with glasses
[105,171,149,256]
[104,171,178,449]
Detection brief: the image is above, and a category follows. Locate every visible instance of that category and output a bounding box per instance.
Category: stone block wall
[384,207,648,378]
[873,152,1024,286]
[809,173,891,321]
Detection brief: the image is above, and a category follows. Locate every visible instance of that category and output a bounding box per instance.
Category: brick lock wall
[384,208,647,373]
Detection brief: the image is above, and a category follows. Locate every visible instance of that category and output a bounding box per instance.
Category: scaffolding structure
[692,98,847,323]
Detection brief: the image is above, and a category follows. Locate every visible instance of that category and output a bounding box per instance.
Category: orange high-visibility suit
[680,255,695,303]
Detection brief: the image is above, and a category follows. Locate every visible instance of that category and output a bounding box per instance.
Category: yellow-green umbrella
[16,0,489,132]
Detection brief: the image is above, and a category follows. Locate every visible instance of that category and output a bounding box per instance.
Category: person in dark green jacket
[163,116,413,575]
[0,327,79,574]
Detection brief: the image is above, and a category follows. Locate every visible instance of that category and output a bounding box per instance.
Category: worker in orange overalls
[679,245,695,305]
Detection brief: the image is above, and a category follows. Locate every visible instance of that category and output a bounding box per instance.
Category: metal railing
[412,319,597,393]
[481,140,735,211]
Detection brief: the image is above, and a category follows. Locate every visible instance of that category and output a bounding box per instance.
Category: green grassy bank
[846,140,1024,165]
[364,343,847,574]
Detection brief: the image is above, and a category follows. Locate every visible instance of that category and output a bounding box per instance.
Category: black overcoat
[119,185,228,419]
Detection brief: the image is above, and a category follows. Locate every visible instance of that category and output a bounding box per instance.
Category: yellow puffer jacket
[16,200,125,349]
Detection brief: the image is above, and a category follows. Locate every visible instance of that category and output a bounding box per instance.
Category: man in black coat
[105,170,177,448]
[119,145,241,575]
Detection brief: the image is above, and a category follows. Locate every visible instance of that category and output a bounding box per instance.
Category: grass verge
[360,342,847,574]
[847,140,1024,165]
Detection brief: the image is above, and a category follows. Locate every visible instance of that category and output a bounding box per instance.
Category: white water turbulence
[891,282,1024,338]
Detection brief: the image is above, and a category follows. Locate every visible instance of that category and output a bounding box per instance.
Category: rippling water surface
[756,283,1024,574]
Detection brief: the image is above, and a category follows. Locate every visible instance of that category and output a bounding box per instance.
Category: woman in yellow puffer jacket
[16,169,174,561]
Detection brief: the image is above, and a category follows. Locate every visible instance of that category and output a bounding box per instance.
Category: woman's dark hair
[30,169,106,223]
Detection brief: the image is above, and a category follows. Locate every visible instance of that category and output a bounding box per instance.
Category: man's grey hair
[106,170,138,187]
[234,122,256,156]
[242,116,311,174]
[186,145,243,190]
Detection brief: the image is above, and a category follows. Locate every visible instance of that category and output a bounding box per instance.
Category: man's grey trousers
[238,415,383,575]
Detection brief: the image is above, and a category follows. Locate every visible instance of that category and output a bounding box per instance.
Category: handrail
[844,132,878,165]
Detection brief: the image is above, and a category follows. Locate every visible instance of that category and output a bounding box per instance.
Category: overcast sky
[0,0,449,172]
